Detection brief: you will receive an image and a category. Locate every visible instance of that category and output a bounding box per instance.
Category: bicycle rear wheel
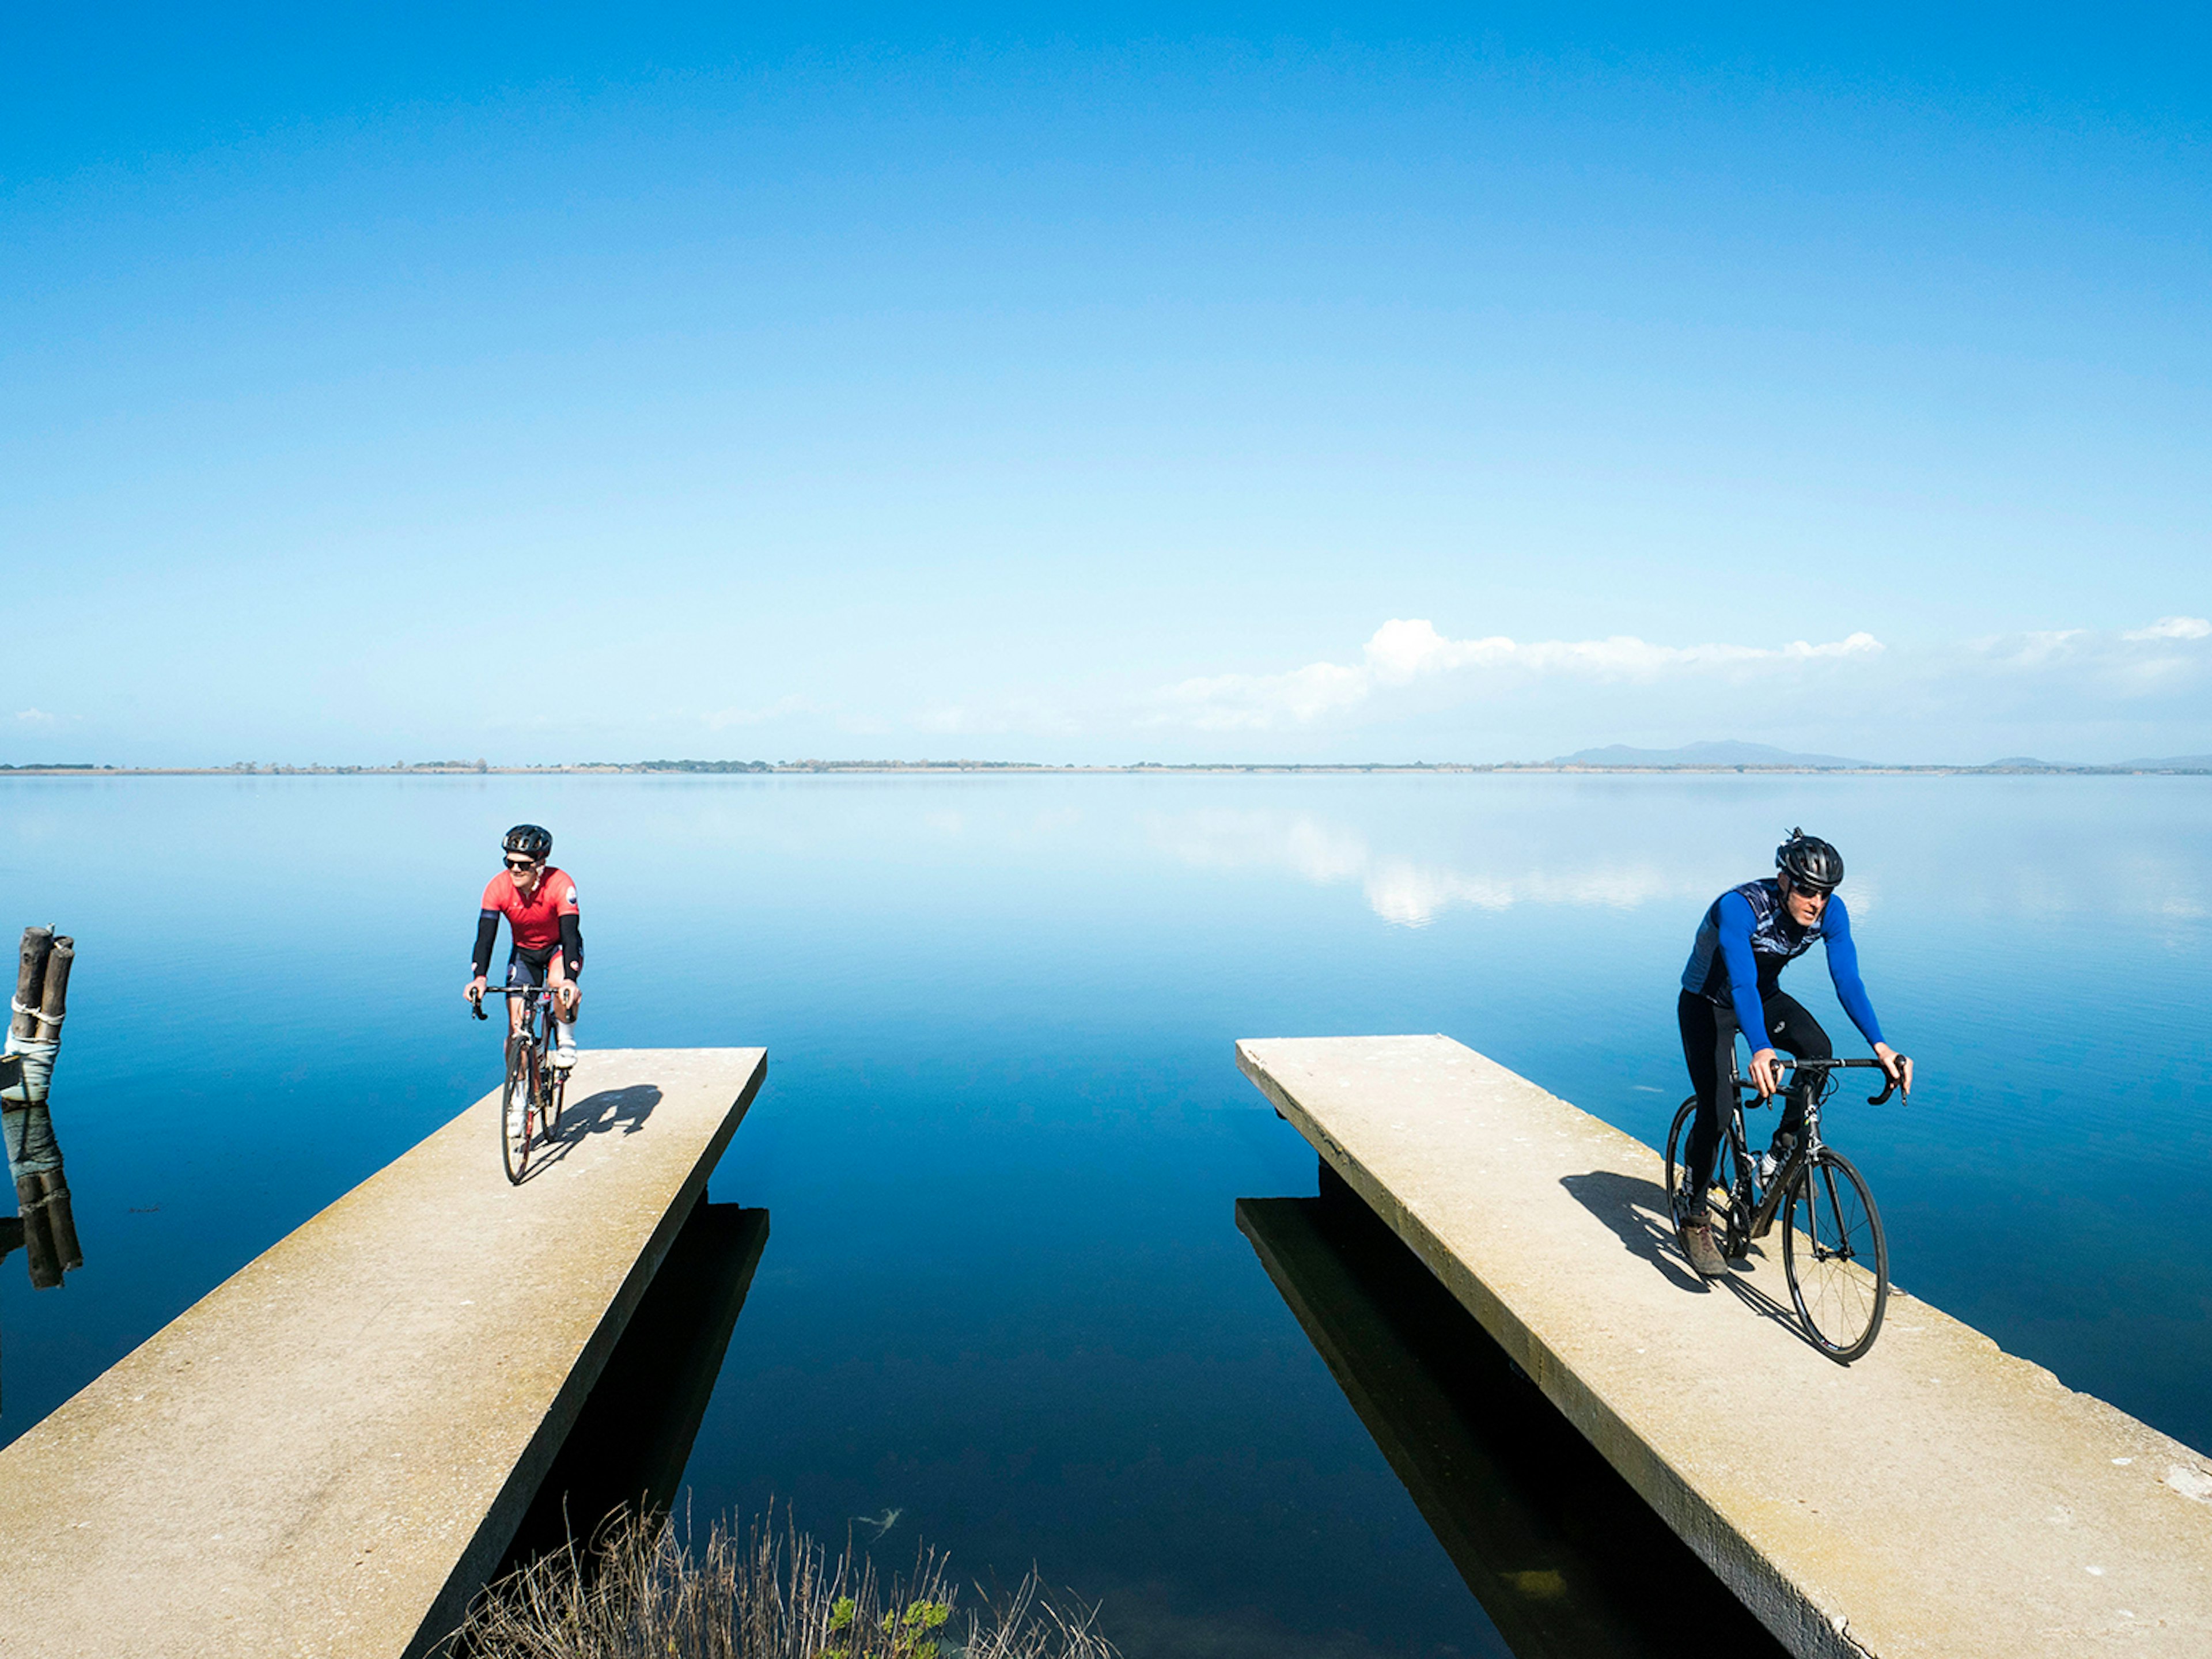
[1783,1148,1888,1361]
[1664,1098,1696,1208]
[1664,1097,1747,1255]
[501,1032,536,1184]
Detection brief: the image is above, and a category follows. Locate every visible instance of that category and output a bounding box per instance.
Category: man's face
[505,854,543,895]
[1782,876,1829,926]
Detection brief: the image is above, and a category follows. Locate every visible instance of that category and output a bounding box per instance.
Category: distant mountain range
[1550,741,1870,768]
[1549,741,2212,772]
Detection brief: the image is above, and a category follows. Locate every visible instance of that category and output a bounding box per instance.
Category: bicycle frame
[472,982,570,1182]
[1722,1055,1900,1241]
[472,982,565,1033]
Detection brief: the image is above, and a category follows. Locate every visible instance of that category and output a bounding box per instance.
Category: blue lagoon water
[1,774,2206,1656]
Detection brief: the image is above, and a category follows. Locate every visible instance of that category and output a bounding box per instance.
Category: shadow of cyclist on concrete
[1558,1169,1830,1354]
[1559,1170,1708,1293]
[560,1082,661,1139]
[516,1084,665,1181]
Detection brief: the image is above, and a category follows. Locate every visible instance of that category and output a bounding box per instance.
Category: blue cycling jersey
[1680,877,1884,1052]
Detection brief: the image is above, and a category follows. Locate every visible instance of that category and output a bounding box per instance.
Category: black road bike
[472,983,569,1183]
[1665,1054,1907,1362]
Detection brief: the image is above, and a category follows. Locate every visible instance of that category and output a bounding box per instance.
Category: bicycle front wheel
[1783,1148,1888,1362]
[501,1033,535,1185]
[540,1015,565,1137]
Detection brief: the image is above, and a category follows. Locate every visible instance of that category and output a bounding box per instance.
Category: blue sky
[4,6,2207,764]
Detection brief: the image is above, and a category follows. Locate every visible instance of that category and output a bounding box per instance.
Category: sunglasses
[505,857,542,871]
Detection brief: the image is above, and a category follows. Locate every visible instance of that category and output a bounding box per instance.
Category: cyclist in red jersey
[464,824,583,1069]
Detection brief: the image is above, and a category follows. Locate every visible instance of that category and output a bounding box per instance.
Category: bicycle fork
[1743,1108,1857,1264]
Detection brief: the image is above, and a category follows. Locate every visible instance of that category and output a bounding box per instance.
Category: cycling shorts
[505,943,578,988]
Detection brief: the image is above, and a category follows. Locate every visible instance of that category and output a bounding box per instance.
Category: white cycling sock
[555,1018,577,1050]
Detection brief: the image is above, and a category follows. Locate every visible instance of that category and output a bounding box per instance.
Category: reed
[444,1510,1118,1659]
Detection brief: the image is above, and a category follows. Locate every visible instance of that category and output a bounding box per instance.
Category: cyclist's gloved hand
[1749,1048,1785,1097]
[1874,1041,1912,1097]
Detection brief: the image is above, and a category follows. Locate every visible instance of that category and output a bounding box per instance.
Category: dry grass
[442,1510,1118,1659]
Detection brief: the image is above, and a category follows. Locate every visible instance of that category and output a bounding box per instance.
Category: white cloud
[1160,619,1884,731]
[14,709,56,725]
[1960,619,2212,701]
[2123,616,2212,642]
[681,612,2211,761]
[1972,628,2086,668]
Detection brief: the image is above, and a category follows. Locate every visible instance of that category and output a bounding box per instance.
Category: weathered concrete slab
[0,1047,766,1659]
[1238,1035,2212,1659]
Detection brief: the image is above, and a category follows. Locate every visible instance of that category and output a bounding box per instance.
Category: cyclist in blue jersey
[1674,828,1913,1278]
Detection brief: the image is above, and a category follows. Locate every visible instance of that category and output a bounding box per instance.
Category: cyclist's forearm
[559,914,582,975]
[1832,974,1884,1047]
[470,911,499,980]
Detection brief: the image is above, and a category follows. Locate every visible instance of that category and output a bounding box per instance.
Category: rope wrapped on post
[7,927,78,1285]
[2,1103,60,1182]
[3,942,65,1176]
[3,1006,62,1100]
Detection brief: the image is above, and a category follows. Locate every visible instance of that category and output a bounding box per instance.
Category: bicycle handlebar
[468,983,567,1022]
[1773,1054,1911,1105]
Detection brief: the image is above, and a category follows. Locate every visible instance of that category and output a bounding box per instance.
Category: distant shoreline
[4,761,2209,779]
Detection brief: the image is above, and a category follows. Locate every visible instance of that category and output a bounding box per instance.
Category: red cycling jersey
[480,866,579,953]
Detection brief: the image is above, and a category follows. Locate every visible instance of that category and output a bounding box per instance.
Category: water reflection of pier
[1237,1169,1783,1659]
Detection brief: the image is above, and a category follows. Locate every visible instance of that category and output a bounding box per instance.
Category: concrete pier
[1238,1035,2212,1659]
[0,1046,766,1659]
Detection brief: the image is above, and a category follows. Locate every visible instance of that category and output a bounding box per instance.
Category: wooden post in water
[34,938,79,1272]
[6,927,62,1289]
[32,937,70,1044]
[11,928,51,1041]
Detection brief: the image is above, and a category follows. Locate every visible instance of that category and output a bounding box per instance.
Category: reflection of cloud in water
[1147,791,2212,933]
[1152,809,1698,926]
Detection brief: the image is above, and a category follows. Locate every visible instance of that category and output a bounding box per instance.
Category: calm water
[2,774,2207,1657]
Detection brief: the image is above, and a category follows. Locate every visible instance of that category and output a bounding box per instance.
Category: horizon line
[5,759,2211,778]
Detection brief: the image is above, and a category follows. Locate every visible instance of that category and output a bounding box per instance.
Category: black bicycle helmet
[1775,827,1843,892]
[502,823,553,861]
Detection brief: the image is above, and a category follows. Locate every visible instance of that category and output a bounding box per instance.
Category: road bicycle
[1664,1053,1907,1362]
[472,983,570,1183]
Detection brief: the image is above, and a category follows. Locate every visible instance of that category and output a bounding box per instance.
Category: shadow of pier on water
[497,1195,770,1571]
[1236,1167,1786,1659]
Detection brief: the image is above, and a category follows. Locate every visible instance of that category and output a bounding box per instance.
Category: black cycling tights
[1676,988,1832,1200]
